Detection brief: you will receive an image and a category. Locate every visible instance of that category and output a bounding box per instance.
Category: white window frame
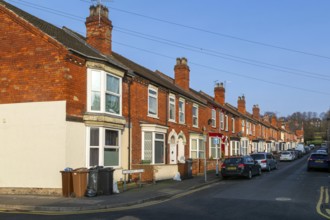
[148,86,158,118]
[179,98,185,124]
[210,137,221,159]
[230,140,239,156]
[192,104,199,128]
[225,115,228,131]
[211,109,216,127]
[246,121,250,135]
[86,127,121,168]
[87,69,122,116]
[242,119,245,134]
[168,94,176,122]
[190,135,205,159]
[141,124,168,164]
[232,118,235,133]
[241,139,248,156]
[220,112,224,130]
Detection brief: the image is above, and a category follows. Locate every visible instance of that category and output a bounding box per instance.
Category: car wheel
[248,170,252,179]
[307,167,311,172]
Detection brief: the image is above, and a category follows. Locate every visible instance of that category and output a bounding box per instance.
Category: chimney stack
[237,95,246,114]
[174,57,190,91]
[85,4,113,56]
[214,82,225,105]
[252,105,260,120]
[271,115,277,126]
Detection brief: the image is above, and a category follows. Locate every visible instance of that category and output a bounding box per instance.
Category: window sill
[147,114,159,119]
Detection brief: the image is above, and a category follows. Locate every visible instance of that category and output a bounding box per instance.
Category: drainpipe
[128,78,132,170]
[165,91,169,164]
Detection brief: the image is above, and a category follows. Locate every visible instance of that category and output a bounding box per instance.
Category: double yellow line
[317,186,330,219]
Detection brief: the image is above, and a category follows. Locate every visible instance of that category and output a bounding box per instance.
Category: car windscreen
[224,158,243,164]
[310,154,328,159]
[251,154,265,160]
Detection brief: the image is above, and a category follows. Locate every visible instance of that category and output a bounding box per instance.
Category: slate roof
[195,90,240,116]
[0,0,127,71]
[112,52,207,105]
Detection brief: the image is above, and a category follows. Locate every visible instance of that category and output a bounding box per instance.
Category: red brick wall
[0,7,87,118]
[128,76,214,165]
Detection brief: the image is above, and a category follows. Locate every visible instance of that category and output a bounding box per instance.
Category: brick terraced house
[0,1,301,194]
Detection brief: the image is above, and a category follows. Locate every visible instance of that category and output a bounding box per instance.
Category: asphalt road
[1,154,330,220]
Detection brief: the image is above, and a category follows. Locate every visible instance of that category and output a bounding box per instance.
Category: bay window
[88,69,121,115]
[87,127,120,167]
[190,135,205,159]
[210,137,221,159]
[141,124,167,164]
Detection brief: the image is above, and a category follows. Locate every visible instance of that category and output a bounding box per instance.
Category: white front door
[169,136,177,164]
[177,138,185,163]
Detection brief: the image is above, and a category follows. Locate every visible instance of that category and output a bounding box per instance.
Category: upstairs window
[220,112,224,130]
[169,94,176,122]
[179,98,185,124]
[246,121,250,135]
[211,109,216,127]
[225,115,228,131]
[232,118,235,133]
[192,104,199,127]
[148,86,158,117]
[242,120,245,133]
[88,69,122,115]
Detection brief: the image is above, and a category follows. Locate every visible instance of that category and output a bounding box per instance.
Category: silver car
[250,152,278,171]
[280,151,294,161]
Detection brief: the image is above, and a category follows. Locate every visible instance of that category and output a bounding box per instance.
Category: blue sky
[6,0,330,117]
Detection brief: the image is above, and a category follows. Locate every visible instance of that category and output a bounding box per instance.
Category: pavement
[0,172,220,214]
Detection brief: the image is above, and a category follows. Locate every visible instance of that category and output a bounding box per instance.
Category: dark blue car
[307,153,330,171]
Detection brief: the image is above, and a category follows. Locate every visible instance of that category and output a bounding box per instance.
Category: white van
[295,144,306,154]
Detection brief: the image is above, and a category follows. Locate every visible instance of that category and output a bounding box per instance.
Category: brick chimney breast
[238,95,246,114]
[85,4,113,56]
[214,82,225,105]
[174,57,190,91]
[252,104,260,120]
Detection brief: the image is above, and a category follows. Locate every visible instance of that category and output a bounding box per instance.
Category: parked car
[309,144,315,150]
[287,149,297,160]
[316,149,327,154]
[296,144,306,154]
[280,151,294,161]
[304,146,311,154]
[221,156,261,179]
[307,153,330,171]
[295,150,303,159]
[250,152,278,171]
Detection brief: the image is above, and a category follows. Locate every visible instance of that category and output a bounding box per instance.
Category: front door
[169,136,177,164]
